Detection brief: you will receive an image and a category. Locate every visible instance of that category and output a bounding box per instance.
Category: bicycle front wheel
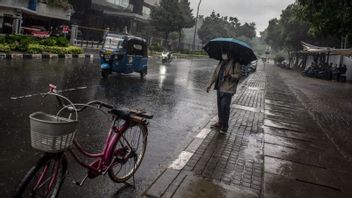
[108,123,148,183]
[14,153,67,198]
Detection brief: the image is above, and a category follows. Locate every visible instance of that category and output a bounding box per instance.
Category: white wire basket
[30,93,78,153]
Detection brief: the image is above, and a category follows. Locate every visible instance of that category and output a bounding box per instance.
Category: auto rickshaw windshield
[103,36,124,51]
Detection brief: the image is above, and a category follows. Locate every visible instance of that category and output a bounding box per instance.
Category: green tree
[150,0,181,44]
[197,12,237,43]
[177,0,195,48]
[236,22,256,39]
[264,5,313,52]
[150,0,195,48]
[296,0,352,48]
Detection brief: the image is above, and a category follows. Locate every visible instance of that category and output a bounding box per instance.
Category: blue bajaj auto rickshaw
[100,34,148,79]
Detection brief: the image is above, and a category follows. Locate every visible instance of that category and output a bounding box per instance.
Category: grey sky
[189,0,295,34]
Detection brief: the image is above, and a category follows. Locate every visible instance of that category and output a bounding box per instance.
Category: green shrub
[56,37,69,47]
[0,35,82,54]
[66,46,83,54]
[27,44,45,54]
[40,37,57,46]
[44,46,64,54]
[9,44,17,51]
[0,36,6,44]
[0,44,11,53]
[44,45,83,54]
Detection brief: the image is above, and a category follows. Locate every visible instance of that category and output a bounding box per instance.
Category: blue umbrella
[203,37,257,65]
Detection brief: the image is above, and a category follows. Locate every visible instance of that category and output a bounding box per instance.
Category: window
[133,44,143,51]
[142,6,151,17]
[106,0,130,8]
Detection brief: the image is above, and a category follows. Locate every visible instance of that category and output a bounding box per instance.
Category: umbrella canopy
[203,37,257,65]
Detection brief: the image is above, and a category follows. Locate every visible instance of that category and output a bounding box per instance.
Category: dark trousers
[217,91,233,130]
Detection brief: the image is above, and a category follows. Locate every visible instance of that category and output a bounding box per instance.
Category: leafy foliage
[264,3,346,54]
[27,44,45,54]
[151,0,195,42]
[0,44,11,53]
[0,35,82,54]
[295,0,352,40]
[197,12,256,43]
[178,0,195,29]
[236,23,256,39]
[40,37,69,47]
[264,4,315,52]
[28,45,83,54]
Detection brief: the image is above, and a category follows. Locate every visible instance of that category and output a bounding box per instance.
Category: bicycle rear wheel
[108,123,148,183]
[14,153,67,198]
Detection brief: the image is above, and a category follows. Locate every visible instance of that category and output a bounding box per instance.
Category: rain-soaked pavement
[144,62,352,198]
[263,64,352,198]
[0,58,218,197]
[1,58,352,198]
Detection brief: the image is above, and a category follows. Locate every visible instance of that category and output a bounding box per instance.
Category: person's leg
[211,91,222,129]
[221,94,233,131]
[217,91,221,124]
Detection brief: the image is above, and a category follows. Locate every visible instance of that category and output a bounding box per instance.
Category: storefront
[0,0,71,35]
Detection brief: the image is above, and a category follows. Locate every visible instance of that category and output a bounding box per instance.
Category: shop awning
[301,41,352,56]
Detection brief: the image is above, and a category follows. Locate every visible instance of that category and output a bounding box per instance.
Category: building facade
[71,0,158,40]
[0,0,72,34]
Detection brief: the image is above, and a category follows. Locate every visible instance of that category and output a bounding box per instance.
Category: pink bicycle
[14,85,153,198]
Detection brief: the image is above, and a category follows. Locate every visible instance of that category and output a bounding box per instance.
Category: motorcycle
[161,51,173,64]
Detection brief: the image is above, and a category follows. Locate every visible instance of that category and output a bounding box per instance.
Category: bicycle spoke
[108,124,147,182]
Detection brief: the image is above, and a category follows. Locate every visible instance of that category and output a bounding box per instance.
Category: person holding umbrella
[206,48,241,133]
[204,37,257,134]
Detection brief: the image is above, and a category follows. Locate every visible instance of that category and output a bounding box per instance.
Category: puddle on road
[264,119,305,132]
[241,134,264,162]
[173,176,258,198]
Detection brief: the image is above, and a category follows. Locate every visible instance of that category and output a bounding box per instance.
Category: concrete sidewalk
[143,63,352,198]
[143,64,266,198]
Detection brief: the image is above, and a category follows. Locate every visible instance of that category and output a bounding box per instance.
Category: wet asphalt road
[0,57,218,197]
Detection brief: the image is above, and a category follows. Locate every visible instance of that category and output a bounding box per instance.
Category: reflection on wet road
[0,58,217,197]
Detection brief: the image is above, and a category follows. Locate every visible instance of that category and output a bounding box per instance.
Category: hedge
[0,35,76,53]
[0,44,11,53]
[27,44,83,54]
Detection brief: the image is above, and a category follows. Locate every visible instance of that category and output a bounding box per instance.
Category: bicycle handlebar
[47,85,153,124]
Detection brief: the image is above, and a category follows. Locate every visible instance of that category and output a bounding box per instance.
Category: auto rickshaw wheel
[102,69,109,79]
[140,72,145,79]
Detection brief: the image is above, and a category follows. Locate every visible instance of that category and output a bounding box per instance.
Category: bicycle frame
[68,115,131,178]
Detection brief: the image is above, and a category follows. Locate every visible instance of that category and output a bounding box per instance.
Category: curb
[0,53,94,60]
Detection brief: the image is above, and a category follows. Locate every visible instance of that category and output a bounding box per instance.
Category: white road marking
[185,138,203,153]
[169,151,193,170]
[196,128,211,139]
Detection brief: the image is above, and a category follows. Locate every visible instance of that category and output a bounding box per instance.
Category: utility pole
[192,0,202,51]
